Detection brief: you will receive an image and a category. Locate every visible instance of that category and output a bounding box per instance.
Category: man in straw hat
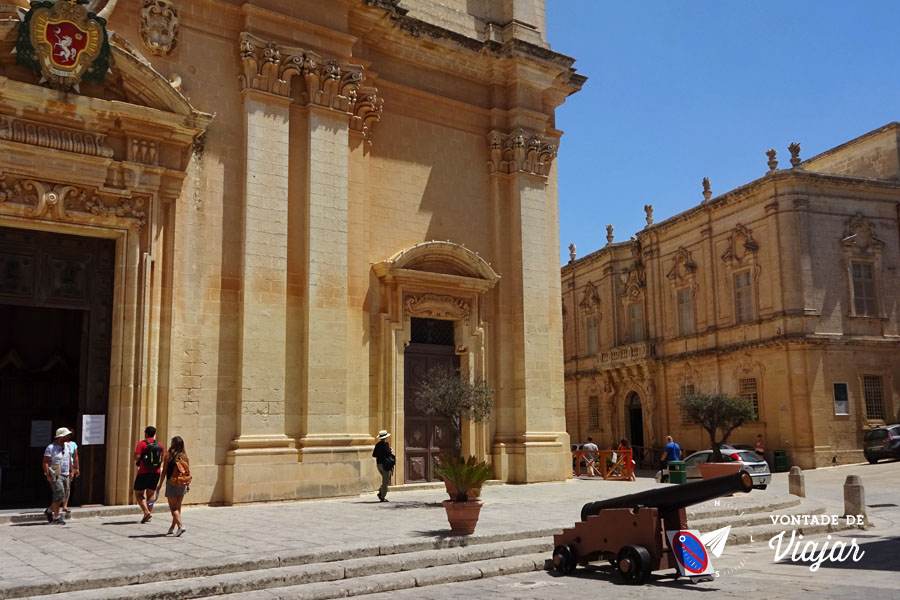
[372,430,395,502]
[42,427,73,525]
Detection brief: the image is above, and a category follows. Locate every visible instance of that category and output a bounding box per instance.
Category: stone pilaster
[488,129,570,483]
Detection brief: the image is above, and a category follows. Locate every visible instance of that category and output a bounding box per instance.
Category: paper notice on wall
[82,414,106,446]
[30,420,53,447]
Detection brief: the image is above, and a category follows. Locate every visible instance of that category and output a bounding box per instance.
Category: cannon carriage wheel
[551,544,577,574]
[616,544,652,584]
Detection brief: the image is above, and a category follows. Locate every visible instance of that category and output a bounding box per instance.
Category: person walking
[156,436,190,536]
[755,434,765,459]
[133,426,163,523]
[61,430,80,514]
[660,435,682,471]
[372,430,395,502]
[582,437,599,476]
[42,427,73,525]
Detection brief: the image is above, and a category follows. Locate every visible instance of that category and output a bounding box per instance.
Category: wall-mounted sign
[16,0,111,92]
[82,414,105,446]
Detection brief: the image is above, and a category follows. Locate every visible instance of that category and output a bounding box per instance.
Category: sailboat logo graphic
[700,525,731,558]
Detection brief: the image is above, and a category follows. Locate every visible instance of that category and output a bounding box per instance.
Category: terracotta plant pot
[697,462,742,480]
[442,499,483,534]
[443,479,481,501]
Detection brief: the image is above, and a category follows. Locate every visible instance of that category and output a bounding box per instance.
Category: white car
[655,449,770,489]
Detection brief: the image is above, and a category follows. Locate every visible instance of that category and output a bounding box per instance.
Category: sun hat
[55,427,73,438]
[376,430,391,439]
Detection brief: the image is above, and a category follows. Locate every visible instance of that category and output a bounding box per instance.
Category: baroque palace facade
[562,124,900,469]
[0,0,582,506]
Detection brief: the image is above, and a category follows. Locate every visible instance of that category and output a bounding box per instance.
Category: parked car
[863,425,900,463]
[655,448,770,489]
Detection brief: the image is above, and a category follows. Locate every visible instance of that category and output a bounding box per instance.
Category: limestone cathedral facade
[563,124,900,469]
[0,0,583,507]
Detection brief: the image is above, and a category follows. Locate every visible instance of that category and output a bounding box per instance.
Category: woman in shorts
[156,436,189,536]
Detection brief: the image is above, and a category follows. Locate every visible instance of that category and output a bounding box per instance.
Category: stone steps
[1,533,554,600]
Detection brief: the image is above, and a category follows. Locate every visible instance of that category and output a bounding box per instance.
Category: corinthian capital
[239,33,382,138]
[486,129,557,177]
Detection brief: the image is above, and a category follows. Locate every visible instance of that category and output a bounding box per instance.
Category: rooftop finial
[788,142,802,167]
[606,224,614,245]
[702,177,712,202]
[568,243,576,262]
[644,204,654,227]
[766,148,778,172]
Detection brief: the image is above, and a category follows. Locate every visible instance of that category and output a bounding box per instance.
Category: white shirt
[44,441,71,477]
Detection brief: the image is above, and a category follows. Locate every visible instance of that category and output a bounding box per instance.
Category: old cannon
[552,470,753,584]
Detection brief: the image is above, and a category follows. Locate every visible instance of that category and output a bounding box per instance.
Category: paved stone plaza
[0,461,896,598]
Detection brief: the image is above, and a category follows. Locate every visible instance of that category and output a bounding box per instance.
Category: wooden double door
[0,227,114,507]
[403,343,458,483]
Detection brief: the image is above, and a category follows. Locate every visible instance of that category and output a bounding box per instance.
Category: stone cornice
[487,129,557,177]
[239,32,382,140]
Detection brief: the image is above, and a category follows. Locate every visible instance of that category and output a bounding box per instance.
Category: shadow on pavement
[548,565,721,590]
[128,533,171,539]
[102,520,139,525]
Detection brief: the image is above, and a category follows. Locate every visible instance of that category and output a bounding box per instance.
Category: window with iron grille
[587,396,600,430]
[410,317,455,345]
[628,302,644,342]
[585,315,599,356]
[851,262,877,316]
[677,288,694,336]
[739,377,759,421]
[733,270,753,323]
[863,375,885,420]
[680,384,695,424]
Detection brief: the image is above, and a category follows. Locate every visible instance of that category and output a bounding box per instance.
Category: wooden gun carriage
[552,470,753,584]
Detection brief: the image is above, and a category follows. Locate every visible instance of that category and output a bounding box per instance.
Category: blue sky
[548,1,900,264]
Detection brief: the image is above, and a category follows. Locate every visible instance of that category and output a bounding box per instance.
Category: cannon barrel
[580,470,753,522]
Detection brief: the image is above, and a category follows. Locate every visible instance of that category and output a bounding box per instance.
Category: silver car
[655,449,770,489]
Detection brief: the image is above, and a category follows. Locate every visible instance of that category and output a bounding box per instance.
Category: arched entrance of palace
[626,392,644,450]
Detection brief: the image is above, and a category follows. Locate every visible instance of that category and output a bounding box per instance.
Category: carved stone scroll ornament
[487,129,557,177]
[404,293,470,323]
[666,246,697,282]
[0,116,114,158]
[841,213,885,256]
[0,175,146,232]
[139,0,179,57]
[721,223,759,264]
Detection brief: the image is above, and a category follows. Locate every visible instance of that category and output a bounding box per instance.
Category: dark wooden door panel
[403,342,458,483]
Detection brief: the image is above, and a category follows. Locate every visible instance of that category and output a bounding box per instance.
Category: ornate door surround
[373,241,500,485]
[0,25,211,504]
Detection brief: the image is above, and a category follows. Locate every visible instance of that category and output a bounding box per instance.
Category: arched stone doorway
[626,392,644,450]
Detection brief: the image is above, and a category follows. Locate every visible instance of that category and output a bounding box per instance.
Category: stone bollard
[788,466,805,498]
[844,474,866,523]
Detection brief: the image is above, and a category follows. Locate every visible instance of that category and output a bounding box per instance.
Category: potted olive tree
[414,365,494,532]
[678,392,757,479]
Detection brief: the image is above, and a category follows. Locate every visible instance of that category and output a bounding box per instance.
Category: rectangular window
[628,302,644,342]
[733,271,753,323]
[585,315,599,355]
[680,384,695,424]
[852,262,877,316]
[863,376,885,420]
[677,288,694,336]
[587,396,600,430]
[833,382,850,416]
[739,377,759,421]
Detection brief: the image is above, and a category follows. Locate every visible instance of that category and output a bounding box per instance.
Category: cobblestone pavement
[1,460,897,594]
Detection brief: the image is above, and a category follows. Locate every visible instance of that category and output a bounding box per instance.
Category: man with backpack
[133,426,163,523]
